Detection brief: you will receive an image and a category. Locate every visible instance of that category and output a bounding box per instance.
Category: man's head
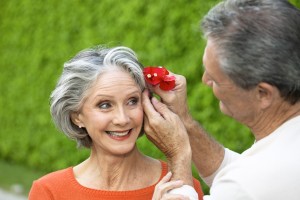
[201,0,300,105]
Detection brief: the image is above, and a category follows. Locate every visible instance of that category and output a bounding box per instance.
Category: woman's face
[73,69,143,155]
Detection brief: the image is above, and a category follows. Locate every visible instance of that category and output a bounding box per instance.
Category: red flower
[143,66,168,85]
[160,75,176,91]
[143,66,175,91]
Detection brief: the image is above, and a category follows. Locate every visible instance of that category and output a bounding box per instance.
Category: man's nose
[202,71,213,87]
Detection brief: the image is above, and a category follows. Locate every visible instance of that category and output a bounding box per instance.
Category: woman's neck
[73,145,160,190]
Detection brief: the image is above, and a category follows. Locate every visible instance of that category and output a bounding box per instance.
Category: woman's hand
[152,172,189,200]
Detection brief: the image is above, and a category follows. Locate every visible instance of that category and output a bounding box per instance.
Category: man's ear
[71,112,84,128]
[256,82,278,109]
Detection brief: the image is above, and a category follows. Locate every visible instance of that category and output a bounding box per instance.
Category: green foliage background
[0,0,299,193]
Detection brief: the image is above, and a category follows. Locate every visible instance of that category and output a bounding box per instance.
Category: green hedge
[1,0,299,189]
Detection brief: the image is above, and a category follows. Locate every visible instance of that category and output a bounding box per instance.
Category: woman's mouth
[106,129,132,140]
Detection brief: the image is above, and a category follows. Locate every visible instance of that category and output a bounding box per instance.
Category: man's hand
[142,89,190,159]
[147,71,225,179]
[142,89,193,185]
[147,72,190,121]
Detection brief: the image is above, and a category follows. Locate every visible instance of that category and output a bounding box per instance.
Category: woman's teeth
[106,130,130,137]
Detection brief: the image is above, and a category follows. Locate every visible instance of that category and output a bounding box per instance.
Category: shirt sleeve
[28,181,53,200]
[169,185,199,200]
[203,180,254,200]
[202,148,240,187]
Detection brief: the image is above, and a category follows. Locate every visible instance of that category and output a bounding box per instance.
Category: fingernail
[167,171,172,176]
[151,97,159,104]
[175,180,183,185]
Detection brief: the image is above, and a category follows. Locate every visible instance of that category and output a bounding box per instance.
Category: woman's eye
[99,102,111,109]
[128,97,139,106]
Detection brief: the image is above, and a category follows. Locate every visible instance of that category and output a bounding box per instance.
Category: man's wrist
[181,112,196,134]
[167,145,193,186]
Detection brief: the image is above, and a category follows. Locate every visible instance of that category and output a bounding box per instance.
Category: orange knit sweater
[29,161,203,200]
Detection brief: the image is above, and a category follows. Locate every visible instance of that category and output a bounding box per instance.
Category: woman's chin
[111,144,137,157]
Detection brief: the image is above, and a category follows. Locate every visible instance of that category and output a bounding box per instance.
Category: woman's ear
[256,82,278,109]
[71,112,84,128]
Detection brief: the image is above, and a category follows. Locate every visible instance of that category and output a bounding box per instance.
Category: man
[143,0,300,199]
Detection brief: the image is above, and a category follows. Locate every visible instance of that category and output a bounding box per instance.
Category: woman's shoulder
[29,167,75,199]
[35,167,73,185]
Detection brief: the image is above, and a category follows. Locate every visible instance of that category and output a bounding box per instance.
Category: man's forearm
[168,145,194,186]
[183,114,225,178]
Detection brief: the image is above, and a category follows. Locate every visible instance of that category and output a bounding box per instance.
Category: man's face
[202,39,259,125]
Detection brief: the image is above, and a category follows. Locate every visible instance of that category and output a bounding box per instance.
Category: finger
[151,97,174,119]
[166,72,186,86]
[142,89,152,99]
[156,172,172,186]
[152,172,172,200]
[157,180,184,191]
[152,73,184,92]
[154,180,184,199]
[142,90,164,119]
[150,74,187,107]
[143,112,150,132]
[143,107,161,145]
[161,193,189,200]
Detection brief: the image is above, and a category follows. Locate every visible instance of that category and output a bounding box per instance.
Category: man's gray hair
[201,0,300,104]
[50,46,145,148]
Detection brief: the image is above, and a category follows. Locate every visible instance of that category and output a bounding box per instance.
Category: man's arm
[182,114,224,178]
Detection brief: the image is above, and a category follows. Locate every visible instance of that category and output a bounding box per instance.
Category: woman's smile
[106,129,132,141]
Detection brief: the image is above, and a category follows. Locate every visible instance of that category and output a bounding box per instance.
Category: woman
[28,46,203,200]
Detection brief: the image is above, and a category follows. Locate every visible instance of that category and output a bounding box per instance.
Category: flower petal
[143,66,175,91]
[159,75,176,91]
[143,66,168,85]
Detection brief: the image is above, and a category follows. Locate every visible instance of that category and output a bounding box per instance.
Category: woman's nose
[112,107,130,126]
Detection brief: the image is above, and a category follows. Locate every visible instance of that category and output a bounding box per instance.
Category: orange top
[29,161,203,200]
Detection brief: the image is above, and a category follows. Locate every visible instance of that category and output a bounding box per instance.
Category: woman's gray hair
[50,46,145,148]
[201,0,300,104]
